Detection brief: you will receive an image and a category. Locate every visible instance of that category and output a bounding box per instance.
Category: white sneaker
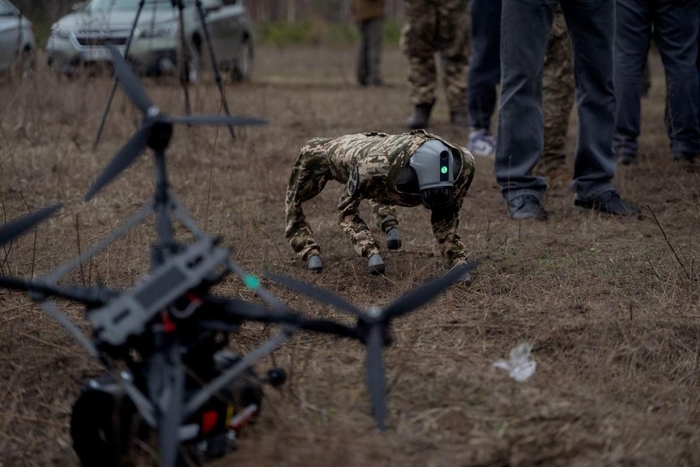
[468,129,496,158]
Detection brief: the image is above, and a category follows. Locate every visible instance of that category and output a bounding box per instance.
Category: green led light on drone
[441,166,448,174]
[244,275,261,290]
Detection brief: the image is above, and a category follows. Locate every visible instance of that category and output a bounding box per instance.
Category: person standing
[496,0,638,220]
[539,9,575,178]
[401,0,470,129]
[467,3,575,167]
[352,0,386,87]
[614,0,700,166]
[466,0,500,157]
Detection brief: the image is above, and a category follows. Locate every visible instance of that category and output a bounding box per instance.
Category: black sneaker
[673,154,697,171]
[574,190,640,216]
[508,195,548,221]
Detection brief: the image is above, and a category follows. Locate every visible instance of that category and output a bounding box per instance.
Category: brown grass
[0,45,699,466]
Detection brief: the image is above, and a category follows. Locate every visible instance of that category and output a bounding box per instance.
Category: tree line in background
[13,0,405,23]
[247,0,404,22]
[12,0,406,47]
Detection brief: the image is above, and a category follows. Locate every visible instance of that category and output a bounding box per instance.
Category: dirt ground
[0,45,699,466]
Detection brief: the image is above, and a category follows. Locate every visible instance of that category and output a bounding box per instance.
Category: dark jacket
[352,0,386,22]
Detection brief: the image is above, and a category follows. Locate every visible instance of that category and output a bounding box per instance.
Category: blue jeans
[614,0,700,161]
[468,0,501,131]
[495,0,617,202]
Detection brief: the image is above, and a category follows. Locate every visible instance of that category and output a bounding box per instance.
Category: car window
[0,0,19,17]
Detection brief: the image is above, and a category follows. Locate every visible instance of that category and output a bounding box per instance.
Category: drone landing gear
[70,352,275,467]
[70,376,137,467]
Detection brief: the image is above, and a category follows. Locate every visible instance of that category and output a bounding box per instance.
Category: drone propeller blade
[382,261,477,320]
[365,324,387,431]
[0,276,47,294]
[0,203,62,246]
[106,45,153,115]
[265,273,364,318]
[158,346,185,467]
[168,115,268,127]
[0,276,110,306]
[85,123,152,201]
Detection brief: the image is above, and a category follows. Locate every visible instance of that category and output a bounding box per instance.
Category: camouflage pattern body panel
[285,130,475,265]
[318,130,474,208]
[541,8,575,173]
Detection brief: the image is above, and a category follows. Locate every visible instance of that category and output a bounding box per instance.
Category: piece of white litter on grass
[493,343,537,382]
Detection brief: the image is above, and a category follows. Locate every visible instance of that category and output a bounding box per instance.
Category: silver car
[47,0,254,81]
[0,0,35,75]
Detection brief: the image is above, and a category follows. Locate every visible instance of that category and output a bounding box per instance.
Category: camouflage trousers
[358,18,384,86]
[285,143,398,260]
[400,0,471,111]
[540,9,575,175]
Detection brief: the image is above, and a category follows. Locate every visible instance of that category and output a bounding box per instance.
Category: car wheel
[231,39,252,83]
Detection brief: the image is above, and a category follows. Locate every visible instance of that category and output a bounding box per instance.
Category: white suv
[47,0,254,81]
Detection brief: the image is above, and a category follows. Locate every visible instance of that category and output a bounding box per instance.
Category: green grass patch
[255,19,402,47]
[26,15,403,49]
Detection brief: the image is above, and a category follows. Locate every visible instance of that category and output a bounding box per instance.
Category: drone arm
[45,200,154,282]
[185,332,289,416]
[226,260,290,313]
[0,276,114,307]
[204,297,361,341]
[289,317,360,340]
[34,298,100,358]
[153,149,175,249]
[0,203,63,246]
[169,196,205,238]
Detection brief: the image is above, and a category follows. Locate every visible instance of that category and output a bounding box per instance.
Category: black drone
[0,46,475,466]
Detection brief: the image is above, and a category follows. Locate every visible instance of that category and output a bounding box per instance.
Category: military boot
[307,254,323,273]
[407,99,435,130]
[386,227,402,250]
[368,253,385,275]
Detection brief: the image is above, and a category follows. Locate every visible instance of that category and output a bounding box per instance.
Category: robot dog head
[403,140,459,210]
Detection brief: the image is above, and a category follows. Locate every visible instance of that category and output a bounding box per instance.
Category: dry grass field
[0,45,699,466]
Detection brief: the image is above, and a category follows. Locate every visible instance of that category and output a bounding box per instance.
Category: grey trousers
[614,0,700,162]
[468,0,501,131]
[358,18,384,86]
[495,0,617,202]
